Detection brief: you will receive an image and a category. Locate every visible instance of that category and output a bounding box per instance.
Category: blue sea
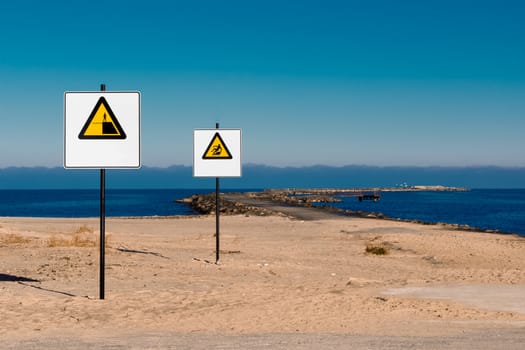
[321,189,525,235]
[0,189,217,218]
[0,189,524,236]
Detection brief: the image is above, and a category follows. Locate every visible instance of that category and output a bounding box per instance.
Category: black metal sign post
[215,122,220,264]
[99,83,106,300]
[195,123,240,263]
[65,84,140,300]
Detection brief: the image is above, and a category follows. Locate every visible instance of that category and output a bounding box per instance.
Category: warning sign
[78,97,126,139]
[64,91,140,169]
[202,132,232,159]
[193,129,241,177]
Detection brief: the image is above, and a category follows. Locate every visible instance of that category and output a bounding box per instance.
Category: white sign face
[193,129,242,177]
[64,91,141,168]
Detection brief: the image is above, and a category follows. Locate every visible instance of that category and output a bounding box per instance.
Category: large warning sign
[194,129,241,177]
[64,91,140,169]
[202,132,232,159]
[78,97,126,139]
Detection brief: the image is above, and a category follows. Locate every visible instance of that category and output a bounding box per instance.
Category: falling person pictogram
[202,133,232,159]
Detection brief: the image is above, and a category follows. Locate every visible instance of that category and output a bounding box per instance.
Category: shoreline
[0,186,519,236]
[182,190,520,236]
[0,213,517,237]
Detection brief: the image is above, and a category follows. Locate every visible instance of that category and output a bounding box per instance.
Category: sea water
[0,189,524,236]
[0,189,217,218]
[324,189,525,235]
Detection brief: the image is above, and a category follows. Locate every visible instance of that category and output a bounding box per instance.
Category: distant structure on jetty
[358,193,381,202]
[409,185,469,191]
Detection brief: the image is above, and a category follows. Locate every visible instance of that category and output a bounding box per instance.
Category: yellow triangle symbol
[78,97,126,139]
[202,132,232,159]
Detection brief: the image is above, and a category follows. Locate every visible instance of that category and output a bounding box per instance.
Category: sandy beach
[2,213,525,349]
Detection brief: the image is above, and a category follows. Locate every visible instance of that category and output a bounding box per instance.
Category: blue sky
[0,0,524,167]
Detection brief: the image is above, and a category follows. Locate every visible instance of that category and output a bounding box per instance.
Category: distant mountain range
[0,165,524,189]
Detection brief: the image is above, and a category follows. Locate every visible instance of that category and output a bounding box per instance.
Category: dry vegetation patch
[365,235,390,255]
[46,225,110,248]
[365,245,389,255]
[0,233,31,245]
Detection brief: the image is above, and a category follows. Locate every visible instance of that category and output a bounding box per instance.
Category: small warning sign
[202,132,233,159]
[193,129,241,177]
[78,97,126,139]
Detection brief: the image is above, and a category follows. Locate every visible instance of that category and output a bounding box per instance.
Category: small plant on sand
[365,245,388,255]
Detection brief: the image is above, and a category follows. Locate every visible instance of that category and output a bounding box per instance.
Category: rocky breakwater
[247,190,341,207]
[176,193,286,216]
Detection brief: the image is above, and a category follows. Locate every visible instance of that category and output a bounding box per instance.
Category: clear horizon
[1,1,524,168]
[2,164,525,189]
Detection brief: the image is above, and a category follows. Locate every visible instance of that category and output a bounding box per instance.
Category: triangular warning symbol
[202,132,233,159]
[78,97,126,139]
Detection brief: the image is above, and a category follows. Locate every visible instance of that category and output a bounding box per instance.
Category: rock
[176,193,283,216]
